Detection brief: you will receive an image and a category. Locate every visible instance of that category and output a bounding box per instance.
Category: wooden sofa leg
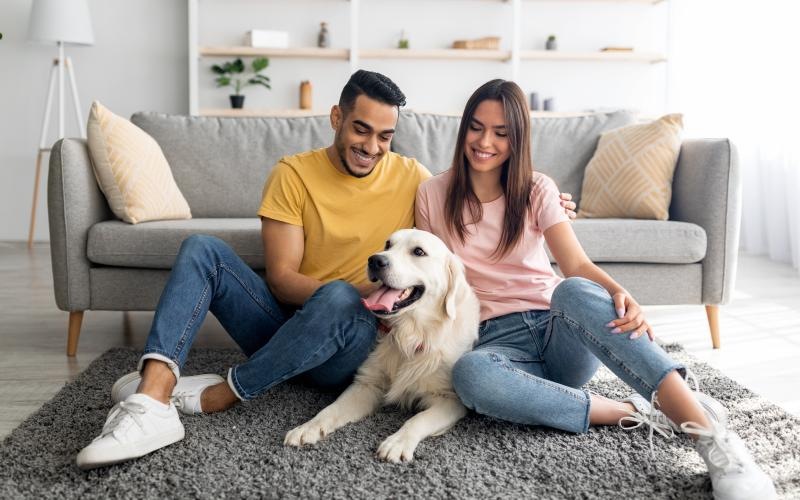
[705,305,720,349]
[67,311,84,357]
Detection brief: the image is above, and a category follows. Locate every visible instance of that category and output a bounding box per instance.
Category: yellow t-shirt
[258,148,431,286]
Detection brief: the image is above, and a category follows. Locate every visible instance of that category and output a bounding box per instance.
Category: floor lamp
[27,0,94,248]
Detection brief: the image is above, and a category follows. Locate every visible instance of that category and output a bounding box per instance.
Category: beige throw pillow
[577,114,683,220]
[87,101,191,224]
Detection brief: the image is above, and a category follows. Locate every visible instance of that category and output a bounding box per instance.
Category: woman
[415,79,775,500]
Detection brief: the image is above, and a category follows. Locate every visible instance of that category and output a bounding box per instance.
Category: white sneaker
[112,372,224,415]
[76,393,185,470]
[621,391,729,434]
[682,369,730,428]
[619,392,677,438]
[682,421,777,500]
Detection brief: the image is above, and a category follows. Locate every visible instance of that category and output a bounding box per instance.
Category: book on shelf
[452,36,501,50]
[245,30,289,49]
[600,47,634,52]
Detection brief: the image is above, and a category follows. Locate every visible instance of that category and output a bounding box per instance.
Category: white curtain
[669,0,800,270]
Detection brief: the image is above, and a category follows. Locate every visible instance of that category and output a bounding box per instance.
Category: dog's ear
[444,253,468,320]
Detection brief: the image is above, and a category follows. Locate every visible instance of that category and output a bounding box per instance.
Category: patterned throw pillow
[86,101,191,224]
[577,114,683,220]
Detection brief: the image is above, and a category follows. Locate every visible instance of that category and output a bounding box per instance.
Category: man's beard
[335,137,377,179]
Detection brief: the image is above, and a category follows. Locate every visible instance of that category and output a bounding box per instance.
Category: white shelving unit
[519,50,666,63]
[199,47,350,59]
[360,49,511,61]
[188,0,669,116]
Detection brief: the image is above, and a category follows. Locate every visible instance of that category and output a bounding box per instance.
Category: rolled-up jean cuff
[650,363,687,399]
[138,352,180,382]
[227,368,246,402]
[580,388,592,433]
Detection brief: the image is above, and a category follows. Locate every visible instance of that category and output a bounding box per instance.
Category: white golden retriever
[284,229,480,462]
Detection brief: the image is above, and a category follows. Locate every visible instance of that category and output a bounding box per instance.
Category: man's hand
[560,192,577,219]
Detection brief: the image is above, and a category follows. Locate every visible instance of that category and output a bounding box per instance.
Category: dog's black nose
[368,254,389,271]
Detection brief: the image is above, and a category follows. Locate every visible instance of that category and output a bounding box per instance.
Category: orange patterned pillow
[577,114,683,220]
[87,101,191,224]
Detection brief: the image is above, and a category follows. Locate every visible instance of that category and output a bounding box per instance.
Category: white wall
[1,0,667,242]
[0,0,188,242]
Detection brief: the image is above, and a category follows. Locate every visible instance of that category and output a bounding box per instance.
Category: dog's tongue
[361,286,404,312]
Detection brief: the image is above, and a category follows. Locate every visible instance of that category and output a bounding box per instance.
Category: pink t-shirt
[415,169,570,322]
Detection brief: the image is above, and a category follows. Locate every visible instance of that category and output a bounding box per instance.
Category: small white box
[245,30,289,49]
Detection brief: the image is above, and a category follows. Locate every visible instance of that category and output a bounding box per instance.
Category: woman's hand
[560,192,577,219]
[607,292,654,341]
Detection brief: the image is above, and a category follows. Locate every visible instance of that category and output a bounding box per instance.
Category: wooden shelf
[199,46,350,59]
[520,50,666,63]
[198,46,663,63]
[199,108,329,118]
[360,48,510,61]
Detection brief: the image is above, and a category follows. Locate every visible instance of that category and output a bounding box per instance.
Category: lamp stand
[28,41,85,249]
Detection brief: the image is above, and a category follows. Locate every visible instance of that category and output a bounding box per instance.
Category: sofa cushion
[548,219,706,264]
[130,113,333,218]
[392,110,637,204]
[87,217,705,270]
[87,102,192,224]
[578,114,683,220]
[87,219,264,269]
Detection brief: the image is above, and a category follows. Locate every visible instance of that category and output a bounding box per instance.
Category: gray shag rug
[1,344,798,499]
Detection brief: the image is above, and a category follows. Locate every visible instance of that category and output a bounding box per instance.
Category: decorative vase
[230,95,245,109]
[529,92,540,111]
[300,81,312,110]
[546,35,557,51]
[318,22,330,48]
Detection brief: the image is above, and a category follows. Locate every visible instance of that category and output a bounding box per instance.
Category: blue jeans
[140,235,377,400]
[452,277,685,433]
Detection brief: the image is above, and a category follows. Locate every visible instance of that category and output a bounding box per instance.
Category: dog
[284,229,480,462]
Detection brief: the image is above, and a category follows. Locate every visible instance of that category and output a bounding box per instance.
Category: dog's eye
[384,240,391,250]
[413,247,426,257]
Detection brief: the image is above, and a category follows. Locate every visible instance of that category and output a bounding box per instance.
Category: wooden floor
[2,242,799,439]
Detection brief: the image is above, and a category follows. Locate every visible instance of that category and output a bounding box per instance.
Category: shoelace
[680,420,744,473]
[684,368,700,392]
[616,368,705,454]
[618,391,675,455]
[171,392,195,412]
[101,400,148,439]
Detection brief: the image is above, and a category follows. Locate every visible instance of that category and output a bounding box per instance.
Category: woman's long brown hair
[444,79,533,259]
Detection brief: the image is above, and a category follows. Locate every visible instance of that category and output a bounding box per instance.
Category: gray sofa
[48,110,740,356]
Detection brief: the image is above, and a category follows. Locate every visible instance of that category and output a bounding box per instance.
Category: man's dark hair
[338,70,406,115]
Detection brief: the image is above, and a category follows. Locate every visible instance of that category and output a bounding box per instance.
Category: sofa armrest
[47,138,113,311]
[670,139,741,305]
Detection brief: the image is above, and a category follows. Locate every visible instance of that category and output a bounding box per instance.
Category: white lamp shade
[28,0,94,45]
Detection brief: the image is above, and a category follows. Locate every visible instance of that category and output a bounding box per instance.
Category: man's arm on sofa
[261,217,325,305]
[47,138,113,311]
[670,139,741,305]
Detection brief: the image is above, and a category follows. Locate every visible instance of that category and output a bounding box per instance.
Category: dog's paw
[283,418,334,447]
[376,431,419,463]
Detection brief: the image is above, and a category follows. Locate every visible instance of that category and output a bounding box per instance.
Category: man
[76,70,576,469]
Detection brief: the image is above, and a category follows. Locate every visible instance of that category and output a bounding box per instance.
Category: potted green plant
[211,57,271,109]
